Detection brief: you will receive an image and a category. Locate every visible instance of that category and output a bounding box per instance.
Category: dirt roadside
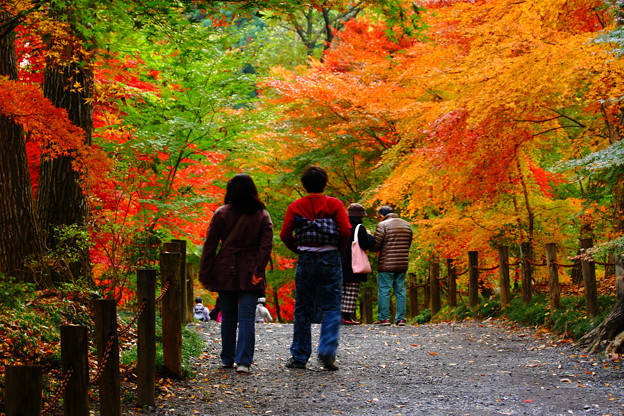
[123,320,624,416]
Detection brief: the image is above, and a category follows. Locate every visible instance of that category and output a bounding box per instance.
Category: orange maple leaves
[0,76,85,155]
[259,0,624,273]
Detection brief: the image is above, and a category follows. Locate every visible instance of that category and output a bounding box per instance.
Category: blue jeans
[290,250,342,363]
[219,290,258,367]
[377,271,406,322]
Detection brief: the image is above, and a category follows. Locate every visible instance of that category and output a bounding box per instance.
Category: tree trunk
[0,15,45,284]
[38,52,94,284]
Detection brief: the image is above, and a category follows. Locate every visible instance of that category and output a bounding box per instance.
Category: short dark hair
[378,206,394,216]
[301,166,328,193]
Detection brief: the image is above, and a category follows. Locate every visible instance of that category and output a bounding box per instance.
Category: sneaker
[374,319,391,326]
[341,318,360,325]
[396,319,407,326]
[285,357,306,369]
[221,362,235,369]
[319,355,339,371]
[236,365,249,374]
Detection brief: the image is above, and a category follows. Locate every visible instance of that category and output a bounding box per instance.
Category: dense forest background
[1,0,624,350]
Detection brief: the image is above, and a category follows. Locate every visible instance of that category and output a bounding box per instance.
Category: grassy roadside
[410,293,615,341]
[0,280,205,406]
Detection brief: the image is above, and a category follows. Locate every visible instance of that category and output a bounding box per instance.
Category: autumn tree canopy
[2,0,624,330]
[259,0,624,273]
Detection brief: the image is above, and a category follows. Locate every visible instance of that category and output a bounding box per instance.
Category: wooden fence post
[468,251,479,307]
[430,261,441,315]
[408,279,419,318]
[61,325,89,416]
[446,259,457,308]
[520,242,533,305]
[161,248,183,378]
[497,246,511,307]
[171,239,187,324]
[5,366,42,416]
[93,299,121,416]
[137,269,156,407]
[361,286,373,324]
[272,286,282,322]
[186,262,195,323]
[616,255,624,299]
[545,243,562,310]
[606,253,616,279]
[580,238,599,317]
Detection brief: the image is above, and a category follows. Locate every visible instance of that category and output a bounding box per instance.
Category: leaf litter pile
[124,319,624,416]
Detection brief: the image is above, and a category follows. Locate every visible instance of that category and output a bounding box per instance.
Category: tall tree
[0,0,425,287]
[0,11,44,283]
[38,3,94,284]
[258,0,623,275]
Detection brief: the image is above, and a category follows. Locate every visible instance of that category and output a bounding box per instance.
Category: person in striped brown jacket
[372,206,413,326]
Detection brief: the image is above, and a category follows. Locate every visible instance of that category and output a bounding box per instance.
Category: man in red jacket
[280,166,351,371]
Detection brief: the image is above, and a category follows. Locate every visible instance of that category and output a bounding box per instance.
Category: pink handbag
[351,224,372,273]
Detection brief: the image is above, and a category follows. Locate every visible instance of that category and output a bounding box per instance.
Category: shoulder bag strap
[216,214,246,257]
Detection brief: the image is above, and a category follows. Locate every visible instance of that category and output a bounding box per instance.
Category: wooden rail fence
[4,240,195,416]
[359,241,623,321]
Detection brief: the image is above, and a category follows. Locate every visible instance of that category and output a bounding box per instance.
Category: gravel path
[123,320,624,416]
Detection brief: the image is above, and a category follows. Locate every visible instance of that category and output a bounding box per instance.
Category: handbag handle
[353,224,361,244]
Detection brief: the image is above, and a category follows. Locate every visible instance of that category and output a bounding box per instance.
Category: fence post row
[7,240,619,414]
[6,242,189,415]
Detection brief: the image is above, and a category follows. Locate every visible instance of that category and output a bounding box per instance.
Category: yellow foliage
[256,0,623,289]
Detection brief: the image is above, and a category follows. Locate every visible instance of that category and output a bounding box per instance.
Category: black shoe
[285,357,306,369]
[319,355,339,371]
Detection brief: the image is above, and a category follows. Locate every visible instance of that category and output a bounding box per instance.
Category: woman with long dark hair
[199,174,273,374]
[340,203,375,324]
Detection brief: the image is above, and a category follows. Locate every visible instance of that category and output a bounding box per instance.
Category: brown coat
[199,205,273,292]
[373,213,413,272]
